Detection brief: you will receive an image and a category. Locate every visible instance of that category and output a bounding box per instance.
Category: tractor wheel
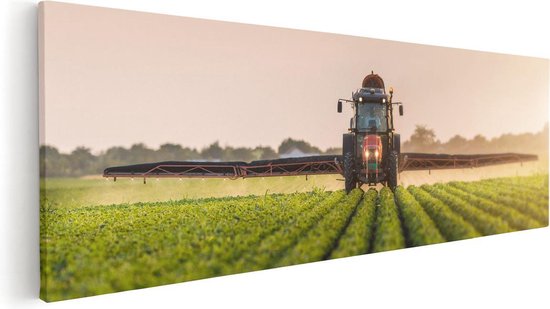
[393,134,401,155]
[388,151,398,190]
[343,151,357,193]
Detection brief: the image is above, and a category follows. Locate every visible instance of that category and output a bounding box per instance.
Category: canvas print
[39,1,549,301]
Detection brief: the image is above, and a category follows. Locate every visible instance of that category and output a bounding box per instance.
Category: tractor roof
[354,72,387,102]
[362,72,385,89]
[353,87,387,102]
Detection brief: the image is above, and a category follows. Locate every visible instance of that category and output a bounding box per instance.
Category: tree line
[40,124,548,177]
[403,123,548,155]
[40,138,341,177]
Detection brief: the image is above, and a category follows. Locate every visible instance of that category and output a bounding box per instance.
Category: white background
[1,0,549,308]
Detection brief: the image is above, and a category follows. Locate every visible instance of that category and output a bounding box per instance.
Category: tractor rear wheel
[343,152,357,193]
[393,134,401,155]
[388,151,398,190]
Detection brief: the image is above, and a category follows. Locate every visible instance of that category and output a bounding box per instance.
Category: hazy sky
[40,2,549,154]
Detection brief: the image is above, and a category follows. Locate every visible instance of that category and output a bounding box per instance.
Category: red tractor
[337,72,403,192]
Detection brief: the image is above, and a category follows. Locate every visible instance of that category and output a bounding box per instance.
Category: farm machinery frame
[103,72,538,192]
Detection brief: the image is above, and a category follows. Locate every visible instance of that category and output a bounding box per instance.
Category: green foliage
[394,186,445,246]
[41,191,331,301]
[330,189,377,258]
[482,174,549,203]
[437,183,543,230]
[407,186,481,241]
[201,141,225,160]
[275,189,362,266]
[372,187,405,252]
[420,185,513,235]
[40,174,549,301]
[402,123,548,155]
[277,138,322,156]
[404,125,439,152]
[229,189,343,271]
[449,181,548,226]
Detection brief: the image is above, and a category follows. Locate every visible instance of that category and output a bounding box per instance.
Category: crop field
[40,174,548,301]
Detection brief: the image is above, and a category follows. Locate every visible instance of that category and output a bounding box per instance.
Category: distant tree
[40,145,54,177]
[324,147,342,155]
[102,146,130,167]
[157,143,183,161]
[538,122,549,152]
[128,143,156,164]
[220,146,234,161]
[278,138,322,155]
[252,146,278,160]
[444,135,468,154]
[229,147,255,162]
[68,147,96,176]
[470,135,489,152]
[405,125,439,152]
[201,141,224,160]
[489,133,518,153]
[157,144,200,160]
[179,147,201,160]
[40,145,70,177]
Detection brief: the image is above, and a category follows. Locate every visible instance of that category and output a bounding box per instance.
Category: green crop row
[229,190,345,272]
[406,186,480,241]
[275,189,363,266]
[496,185,549,210]
[395,186,446,246]
[450,181,548,225]
[437,184,543,230]
[371,187,405,253]
[329,189,378,258]
[475,178,549,213]
[189,190,329,276]
[420,185,514,235]
[483,175,549,200]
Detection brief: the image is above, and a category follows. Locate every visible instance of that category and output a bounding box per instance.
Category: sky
[39,2,549,154]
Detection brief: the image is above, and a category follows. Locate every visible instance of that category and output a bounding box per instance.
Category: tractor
[337,72,403,192]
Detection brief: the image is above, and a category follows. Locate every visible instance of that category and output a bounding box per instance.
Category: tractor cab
[355,98,387,132]
[337,72,404,191]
